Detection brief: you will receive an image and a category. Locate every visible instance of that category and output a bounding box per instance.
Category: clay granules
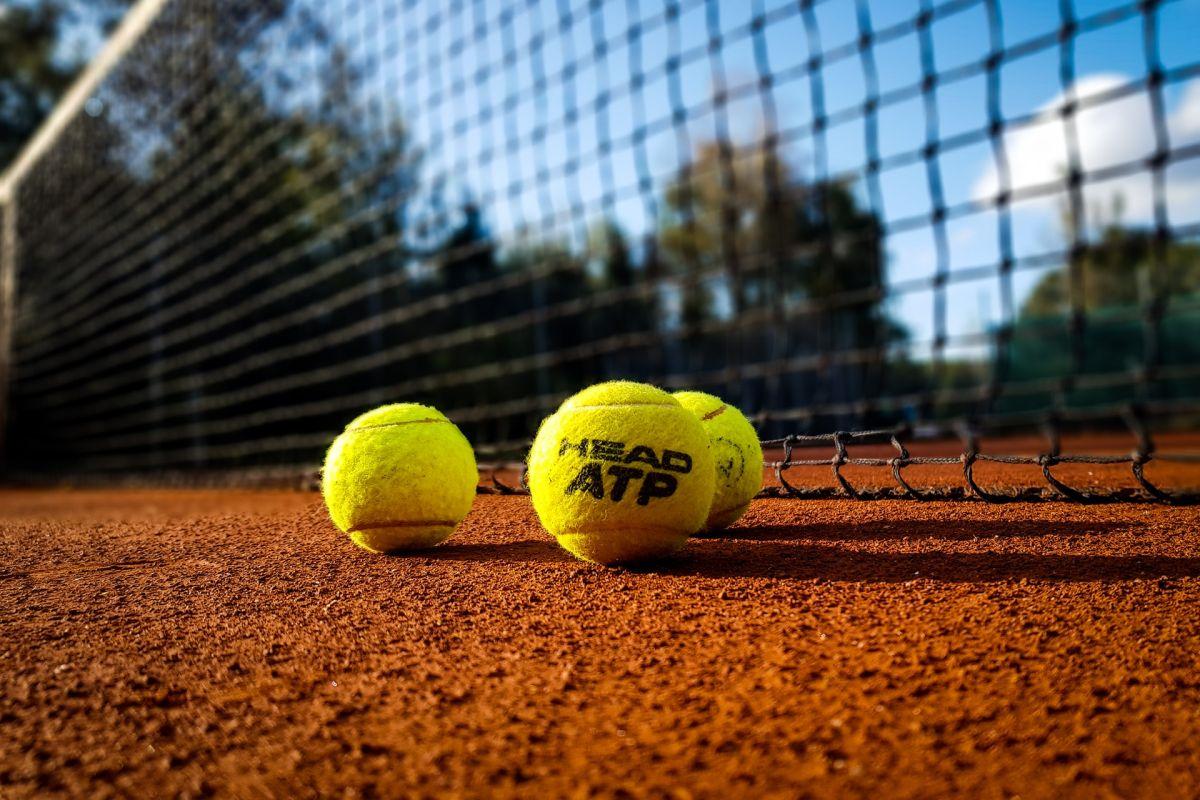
[1,488,1198,798]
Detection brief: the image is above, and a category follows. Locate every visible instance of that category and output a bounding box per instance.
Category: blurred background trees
[4,0,1199,470]
[1000,209,1200,417]
[657,139,902,431]
[0,0,130,170]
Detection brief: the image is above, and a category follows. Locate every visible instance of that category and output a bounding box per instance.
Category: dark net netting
[1,0,1199,499]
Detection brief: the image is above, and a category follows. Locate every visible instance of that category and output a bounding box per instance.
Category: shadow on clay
[408,519,1200,584]
[718,519,1127,543]
[650,538,1200,582]
[424,538,573,564]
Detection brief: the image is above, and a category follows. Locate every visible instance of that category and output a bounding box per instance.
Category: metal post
[0,0,171,468]
[0,197,16,463]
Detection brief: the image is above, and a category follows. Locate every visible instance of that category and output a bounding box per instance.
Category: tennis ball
[527,381,715,565]
[673,391,762,530]
[323,403,477,553]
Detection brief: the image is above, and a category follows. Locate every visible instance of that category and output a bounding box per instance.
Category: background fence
[1,0,1199,479]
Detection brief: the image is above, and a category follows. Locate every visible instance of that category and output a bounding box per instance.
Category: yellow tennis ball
[323,403,477,553]
[673,391,763,530]
[527,381,715,565]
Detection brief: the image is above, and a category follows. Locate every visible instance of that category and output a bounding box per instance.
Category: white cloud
[973,75,1200,227]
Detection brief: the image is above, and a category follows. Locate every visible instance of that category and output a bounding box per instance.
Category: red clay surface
[2,484,1199,798]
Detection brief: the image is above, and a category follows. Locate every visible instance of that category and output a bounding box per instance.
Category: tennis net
[1,0,1199,489]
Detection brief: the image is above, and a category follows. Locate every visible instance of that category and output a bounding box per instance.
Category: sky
[302,0,1200,354]
[49,0,1200,354]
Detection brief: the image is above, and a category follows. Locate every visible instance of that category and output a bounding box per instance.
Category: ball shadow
[425,538,574,564]
[654,537,1200,583]
[719,519,1127,542]
[411,522,1200,584]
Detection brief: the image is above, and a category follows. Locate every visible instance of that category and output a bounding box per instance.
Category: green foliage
[588,220,636,290]
[998,221,1200,415]
[0,2,72,169]
[659,141,892,327]
[0,1,129,170]
[1021,225,1200,318]
[657,138,903,430]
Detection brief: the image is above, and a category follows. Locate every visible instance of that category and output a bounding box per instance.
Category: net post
[0,0,172,195]
[0,196,16,464]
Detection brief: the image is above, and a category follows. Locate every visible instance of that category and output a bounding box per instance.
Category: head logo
[558,438,693,506]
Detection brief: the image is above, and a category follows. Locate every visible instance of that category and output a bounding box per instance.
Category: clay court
[3,453,1199,798]
[3,0,1200,796]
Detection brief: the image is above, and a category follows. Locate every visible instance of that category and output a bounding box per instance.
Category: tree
[5,0,454,468]
[0,1,130,170]
[659,141,895,329]
[1021,224,1200,318]
[1000,208,1200,416]
[658,137,903,428]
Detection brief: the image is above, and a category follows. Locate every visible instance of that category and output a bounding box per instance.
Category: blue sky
[301,0,1199,355]
[51,0,1200,355]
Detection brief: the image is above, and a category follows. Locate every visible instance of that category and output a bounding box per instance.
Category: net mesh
[2,0,1200,496]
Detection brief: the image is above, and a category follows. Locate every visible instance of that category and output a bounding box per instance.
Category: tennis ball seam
[324,403,476,553]
[349,520,460,531]
[348,418,446,431]
[674,390,761,531]
[555,522,688,537]
[563,402,677,410]
[529,381,714,564]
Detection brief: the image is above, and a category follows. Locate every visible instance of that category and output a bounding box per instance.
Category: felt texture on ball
[323,403,477,553]
[527,381,715,565]
[673,391,763,530]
